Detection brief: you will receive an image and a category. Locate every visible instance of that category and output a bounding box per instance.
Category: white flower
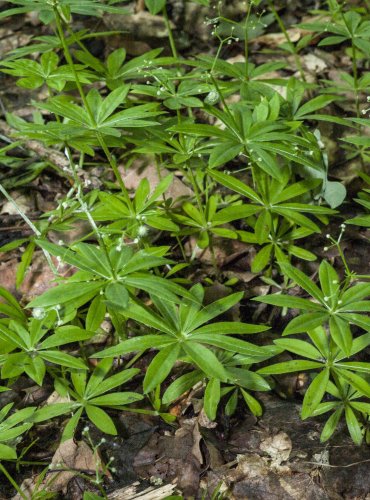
[137,225,148,237]
[32,307,45,320]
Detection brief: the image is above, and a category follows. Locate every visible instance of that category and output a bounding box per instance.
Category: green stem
[68,153,117,279]
[0,463,27,500]
[54,10,95,123]
[54,10,132,206]
[351,42,360,119]
[162,6,178,59]
[266,0,306,82]
[244,0,253,78]
[96,132,133,208]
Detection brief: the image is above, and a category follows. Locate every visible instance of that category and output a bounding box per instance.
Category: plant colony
[0,0,369,494]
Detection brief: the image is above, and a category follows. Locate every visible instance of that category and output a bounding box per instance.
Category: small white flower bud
[32,307,45,320]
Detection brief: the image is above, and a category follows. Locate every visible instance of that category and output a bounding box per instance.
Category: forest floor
[0,1,369,499]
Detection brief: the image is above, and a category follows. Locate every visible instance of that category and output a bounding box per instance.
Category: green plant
[32,359,142,439]
[162,347,280,420]
[0,312,89,385]
[94,284,270,392]
[0,2,369,489]
[27,240,192,322]
[0,403,35,460]
[257,325,370,444]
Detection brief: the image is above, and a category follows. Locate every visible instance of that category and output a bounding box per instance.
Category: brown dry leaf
[259,432,292,468]
[134,418,202,497]
[1,192,31,216]
[12,439,104,499]
[0,250,72,302]
[301,53,327,74]
[254,28,302,47]
[47,439,104,493]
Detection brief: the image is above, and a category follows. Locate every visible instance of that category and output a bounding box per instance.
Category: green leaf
[329,316,352,357]
[88,392,143,406]
[145,0,166,15]
[41,351,87,370]
[105,282,129,310]
[16,242,35,288]
[307,326,330,357]
[204,378,220,421]
[208,170,262,203]
[85,405,117,435]
[335,362,370,374]
[28,282,103,308]
[320,408,343,442]
[185,292,243,332]
[254,294,323,311]
[274,339,322,360]
[225,390,238,416]
[319,260,340,303]
[334,368,370,398]
[295,95,336,119]
[251,244,273,272]
[86,296,106,332]
[192,322,269,336]
[60,407,83,442]
[93,335,173,358]
[32,403,76,423]
[323,181,346,209]
[0,443,17,460]
[301,369,329,419]
[283,312,328,335]
[257,360,323,375]
[183,342,228,381]
[40,326,92,349]
[279,262,324,303]
[345,406,363,445]
[87,368,140,398]
[162,370,203,405]
[341,283,370,304]
[190,334,266,357]
[227,367,270,391]
[143,344,181,393]
[208,143,243,168]
[240,388,262,416]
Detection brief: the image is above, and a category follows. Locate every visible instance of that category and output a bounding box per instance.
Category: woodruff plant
[0,3,368,489]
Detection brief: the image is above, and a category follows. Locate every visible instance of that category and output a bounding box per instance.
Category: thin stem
[244,0,253,78]
[0,463,27,500]
[66,150,117,279]
[54,10,95,123]
[351,42,360,119]
[95,132,133,208]
[266,0,306,83]
[162,6,178,59]
[54,10,132,205]
[0,184,58,275]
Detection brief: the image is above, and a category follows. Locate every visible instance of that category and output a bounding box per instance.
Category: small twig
[0,119,69,170]
[303,458,370,468]
[0,183,58,275]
